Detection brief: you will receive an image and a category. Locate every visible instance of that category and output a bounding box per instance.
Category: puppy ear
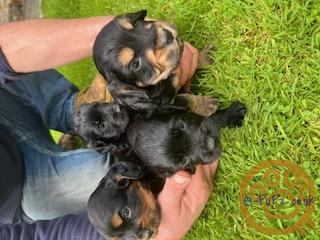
[117,10,147,30]
[112,161,143,189]
[124,10,147,23]
[75,74,113,107]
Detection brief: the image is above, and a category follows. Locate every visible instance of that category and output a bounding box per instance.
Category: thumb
[158,171,191,210]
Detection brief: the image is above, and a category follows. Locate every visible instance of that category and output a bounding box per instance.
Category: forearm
[0,16,113,72]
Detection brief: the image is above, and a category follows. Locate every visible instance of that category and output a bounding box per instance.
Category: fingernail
[174,175,189,184]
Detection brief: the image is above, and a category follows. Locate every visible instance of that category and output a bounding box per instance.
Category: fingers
[184,161,220,209]
[157,171,191,211]
[209,160,219,176]
[155,163,219,240]
[183,42,199,76]
[174,42,199,90]
[204,159,219,177]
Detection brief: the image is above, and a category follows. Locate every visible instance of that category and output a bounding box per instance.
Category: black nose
[206,136,215,151]
[164,29,174,45]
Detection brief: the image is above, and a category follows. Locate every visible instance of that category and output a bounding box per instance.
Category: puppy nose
[115,104,121,112]
[206,137,215,151]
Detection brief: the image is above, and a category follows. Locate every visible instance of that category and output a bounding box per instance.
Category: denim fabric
[0,70,110,221]
[0,213,104,240]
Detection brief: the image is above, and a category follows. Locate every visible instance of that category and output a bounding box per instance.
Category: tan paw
[190,95,219,117]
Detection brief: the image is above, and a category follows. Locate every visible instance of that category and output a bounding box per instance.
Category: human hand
[174,42,199,92]
[153,160,219,240]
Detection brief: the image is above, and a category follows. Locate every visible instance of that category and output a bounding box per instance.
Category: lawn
[42,0,319,239]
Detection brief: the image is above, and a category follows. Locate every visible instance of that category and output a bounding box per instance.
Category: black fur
[74,101,247,177]
[128,102,246,177]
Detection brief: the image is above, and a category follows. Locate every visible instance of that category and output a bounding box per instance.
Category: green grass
[42,0,320,239]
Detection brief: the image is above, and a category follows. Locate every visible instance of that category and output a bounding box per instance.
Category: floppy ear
[111,161,144,189]
[117,10,147,30]
[75,74,113,107]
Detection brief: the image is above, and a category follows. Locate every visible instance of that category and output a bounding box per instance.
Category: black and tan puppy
[74,101,246,177]
[87,158,163,240]
[93,10,217,115]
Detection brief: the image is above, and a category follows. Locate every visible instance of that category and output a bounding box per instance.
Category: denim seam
[0,114,94,157]
[68,92,77,133]
[0,116,38,143]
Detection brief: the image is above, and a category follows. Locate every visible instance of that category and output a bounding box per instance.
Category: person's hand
[153,161,219,240]
[174,42,199,92]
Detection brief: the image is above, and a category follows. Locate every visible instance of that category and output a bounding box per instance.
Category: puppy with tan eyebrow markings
[93,10,218,116]
[87,157,164,240]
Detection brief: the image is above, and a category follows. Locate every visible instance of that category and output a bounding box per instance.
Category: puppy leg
[213,102,247,128]
[174,93,219,117]
[58,133,85,150]
[110,81,157,112]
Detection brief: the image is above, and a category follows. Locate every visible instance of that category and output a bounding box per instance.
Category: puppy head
[93,10,184,88]
[87,160,160,240]
[73,102,129,152]
[128,112,221,177]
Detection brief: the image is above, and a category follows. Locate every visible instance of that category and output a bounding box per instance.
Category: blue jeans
[0,70,109,220]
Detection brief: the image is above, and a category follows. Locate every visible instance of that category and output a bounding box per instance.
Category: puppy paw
[174,94,219,117]
[58,133,80,150]
[197,45,214,69]
[226,102,247,127]
[190,95,219,117]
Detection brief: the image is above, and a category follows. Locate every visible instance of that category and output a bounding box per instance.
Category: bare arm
[0,16,113,72]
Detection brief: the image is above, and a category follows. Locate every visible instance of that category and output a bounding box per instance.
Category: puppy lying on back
[74,101,246,177]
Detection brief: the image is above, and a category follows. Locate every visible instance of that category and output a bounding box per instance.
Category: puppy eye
[119,207,131,221]
[132,58,141,70]
[113,111,121,120]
